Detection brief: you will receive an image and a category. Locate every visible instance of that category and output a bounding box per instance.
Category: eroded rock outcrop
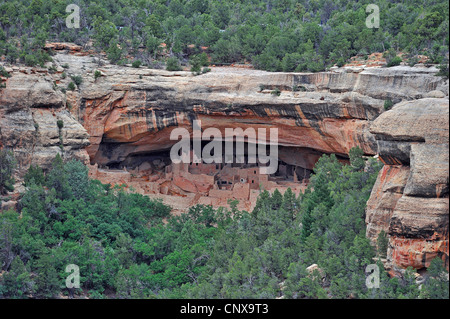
[0,71,90,175]
[366,98,449,272]
[49,53,447,170]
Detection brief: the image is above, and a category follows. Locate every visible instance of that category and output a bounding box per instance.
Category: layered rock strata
[0,72,90,172]
[366,98,449,272]
[49,53,447,169]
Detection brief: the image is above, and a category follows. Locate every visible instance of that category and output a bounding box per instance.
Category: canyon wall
[366,98,449,273]
[1,50,448,272]
[49,53,447,170]
[0,70,90,173]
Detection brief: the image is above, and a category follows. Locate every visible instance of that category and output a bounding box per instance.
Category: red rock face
[366,165,409,241]
[73,63,446,171]
[367,98,449,272]
[81,99,375,167]
[390,237,449,270]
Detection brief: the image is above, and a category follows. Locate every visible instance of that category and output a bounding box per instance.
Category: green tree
[349,146,365,171]
[0,149,16,195]
[0,256,33,298]
[34,252,60,298]
[166,56,182,71]
[23,164,45,187]
[45,154,71,200]
[93,17,118,51]
[146,35,161,59]
[198,52,209,66]
[64,159,90,200]
[421,258,449,299]
[107,40,125,64]
[377,230,389,258]
[190,55,202,75]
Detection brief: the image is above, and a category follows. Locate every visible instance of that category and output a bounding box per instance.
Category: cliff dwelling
[87,139,329,212]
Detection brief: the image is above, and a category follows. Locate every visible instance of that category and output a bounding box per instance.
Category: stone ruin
[88,142,311,213]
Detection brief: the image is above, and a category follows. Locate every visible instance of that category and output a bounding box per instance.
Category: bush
[377,230,388,258]
[132,60,142,68]
[48,65,57,73]
[107,40,124,64]
[271,88,281,96]
[407,56,419,67]
[0,150,16,195]
[57,120,64,129]
[0,66,11,78]
[384,99,394,110]
[336,58,346,67]
[198,52,209,67]
[22,50,52,67]
[24,54,38,67]
[64,159,90,200]
[387,56,402,67]
[94,70,102,80]
[202,67,211,74]
[436,61,449,79]
[190,60,202,75]
[70,75,83,86]
[166,57,182,71]
[67,82,76,91]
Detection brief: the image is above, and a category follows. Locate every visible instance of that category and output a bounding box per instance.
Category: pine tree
[1,256,33,298]
[421,258,449,299]
[45,154,72,200]
[376,230,389,258]
[0,150,16,195]
[34,252,60,298]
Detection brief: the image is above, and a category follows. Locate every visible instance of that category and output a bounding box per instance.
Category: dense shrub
[271,88,281,96]
[0,66,10,78]
[70,75,83,86]
[132,60,142,68]
[387,56,403,67]
[0,150,16,195]
[94,70,102,80]
[166,57,182,71]
[384,99,394,110]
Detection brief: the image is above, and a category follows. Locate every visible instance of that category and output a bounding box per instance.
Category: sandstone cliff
[1,51,448,273]
[366,98,449,273]
[0,70,90,173]
[50,53,447,171]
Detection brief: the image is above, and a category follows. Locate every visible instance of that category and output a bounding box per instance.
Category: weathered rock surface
[1,51,449,275]
[0,72,90,174]
[48,53,447,170]
[366,98,449,272]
